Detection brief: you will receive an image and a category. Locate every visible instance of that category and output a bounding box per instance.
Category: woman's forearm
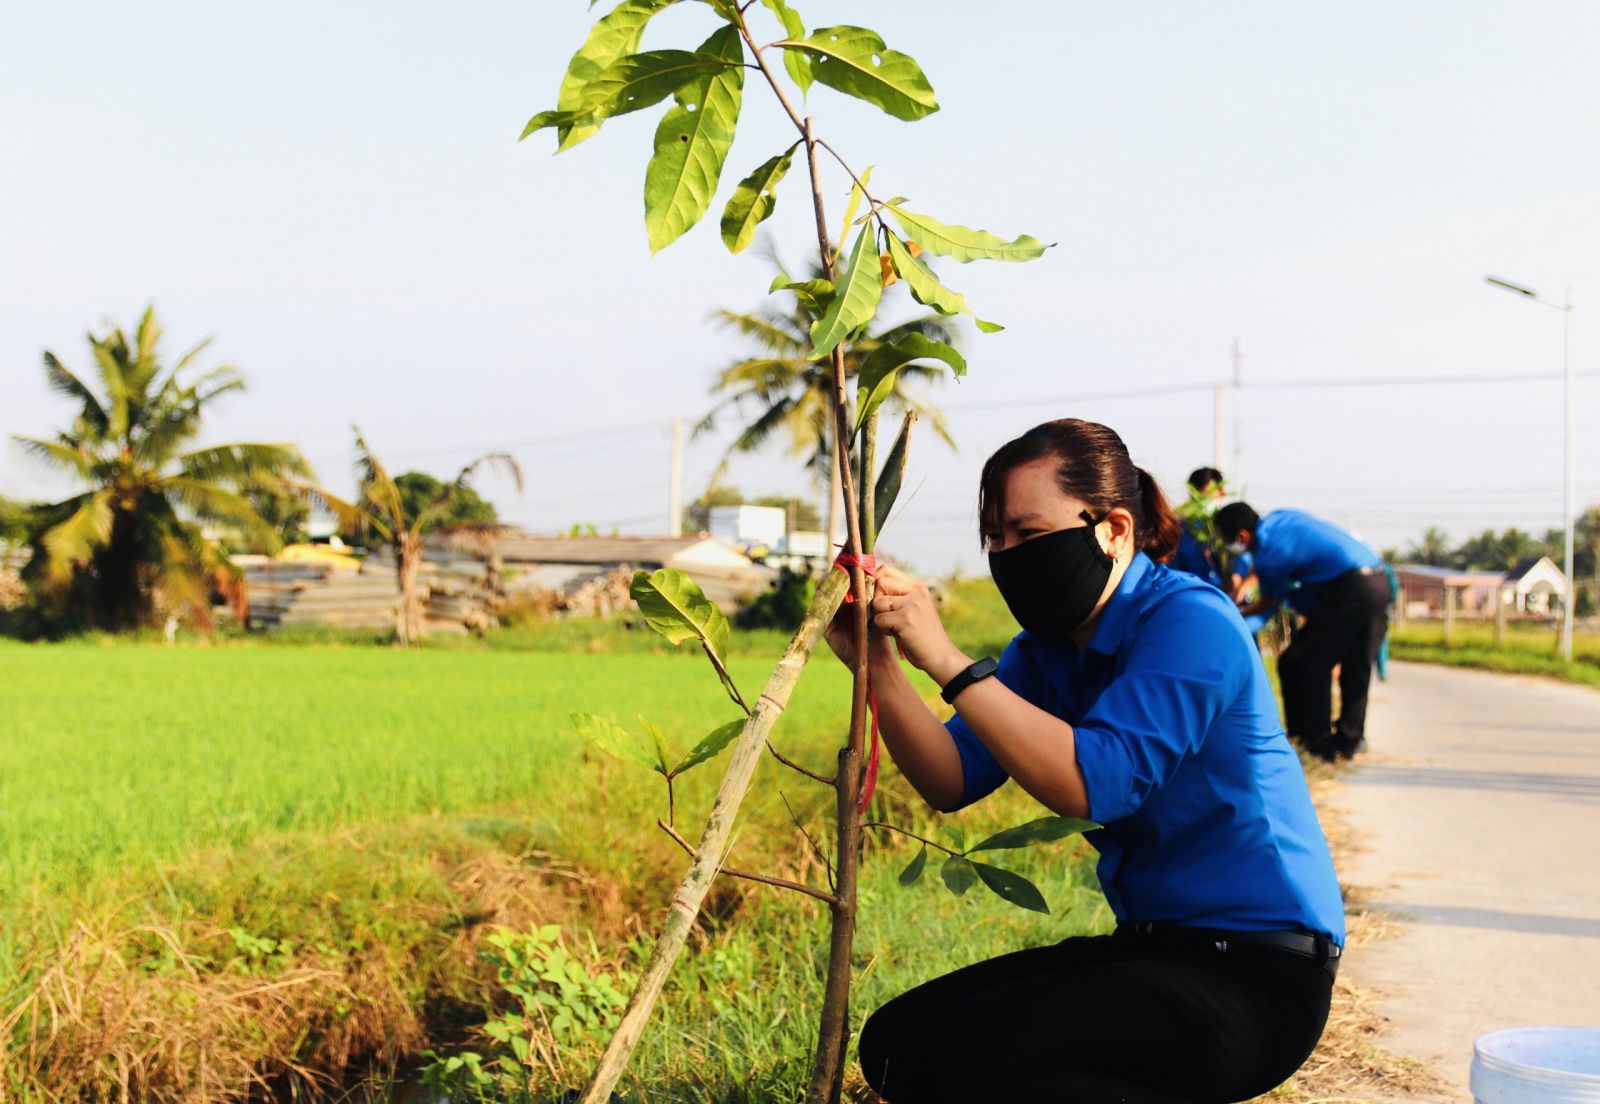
[948,678,1090,818]
[868,648,968,811]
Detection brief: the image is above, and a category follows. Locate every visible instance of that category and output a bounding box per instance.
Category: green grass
[1388,622,1600,690]
[0,599,1110,1102]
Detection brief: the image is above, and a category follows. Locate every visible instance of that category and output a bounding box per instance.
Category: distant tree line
[1394,508,1600,615]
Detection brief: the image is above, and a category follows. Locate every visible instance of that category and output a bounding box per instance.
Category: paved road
[1339,660,1600,1100]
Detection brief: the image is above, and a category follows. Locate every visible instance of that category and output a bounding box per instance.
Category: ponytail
[1135,467,1182,562]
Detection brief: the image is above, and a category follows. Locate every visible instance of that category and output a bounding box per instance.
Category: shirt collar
[1085,551,1153,656]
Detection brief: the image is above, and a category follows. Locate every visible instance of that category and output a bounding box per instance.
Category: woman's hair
[977,418,1182,560]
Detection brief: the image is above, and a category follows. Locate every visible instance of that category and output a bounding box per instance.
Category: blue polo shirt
[1252,510,1380,615]
[946,553,1345,942]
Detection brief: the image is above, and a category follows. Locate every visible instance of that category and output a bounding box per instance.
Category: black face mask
[987,511,1114,641]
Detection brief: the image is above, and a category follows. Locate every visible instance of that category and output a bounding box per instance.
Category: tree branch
[656,819,838,905]
[767,740,836,785]
[862,821,965,858]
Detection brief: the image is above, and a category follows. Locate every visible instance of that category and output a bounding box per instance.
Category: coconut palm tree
[695,248,959,543]
[15,306,311,631]
[307,430,522,646]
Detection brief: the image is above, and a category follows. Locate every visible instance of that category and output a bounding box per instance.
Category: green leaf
[554,0,677,151]
[567,50,737,132]
[629,568,746,710]
[886,205,1050,263]
[637,716,673,774]
[720,144,798,254]
[898,844,928,886]
[672,719,744,775]
[873,410,914,535]
[834,164,872,261]
[761,0,804,39]
[854,334,967,433]
[769,274,834,317]
[644,26,745,253]
[571,712,659,773]
[776,26,937,121]
[809,224,883,361]
[761,0,814,93]
[970,815,1099,852]
[972,861,1050,913]
[941,855,977,896]
[884,233,1003,332]
[940,824,968,853]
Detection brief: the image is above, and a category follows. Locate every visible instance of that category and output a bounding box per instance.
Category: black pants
[858,932,1335,1103]
[1277,569,1390,753]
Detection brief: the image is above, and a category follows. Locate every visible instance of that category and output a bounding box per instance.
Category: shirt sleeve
[943,636,1033,810]
[1072,593,1250,824]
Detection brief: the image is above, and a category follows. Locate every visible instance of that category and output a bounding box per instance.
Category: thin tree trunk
[577,566,851,1104]
[394,533,424,647]
[802,116,874,1104]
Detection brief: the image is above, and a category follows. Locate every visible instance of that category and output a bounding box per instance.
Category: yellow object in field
[276,543,363,572]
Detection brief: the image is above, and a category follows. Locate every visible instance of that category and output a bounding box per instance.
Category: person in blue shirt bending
[1215,503,1388,762]
[829,419,1343,1104]
[1171,467,1227,588]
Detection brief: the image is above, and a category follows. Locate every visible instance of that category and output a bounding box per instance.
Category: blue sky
[3,1,1597,573]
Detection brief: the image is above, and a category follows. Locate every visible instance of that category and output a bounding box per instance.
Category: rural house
[1394,556,1568,618]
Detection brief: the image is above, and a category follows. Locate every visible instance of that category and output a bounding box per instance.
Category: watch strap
[941,656,999,704]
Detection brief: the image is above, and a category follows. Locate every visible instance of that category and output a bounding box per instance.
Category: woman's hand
[869,566,969,685]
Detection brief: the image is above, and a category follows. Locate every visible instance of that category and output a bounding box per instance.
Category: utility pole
[1484,276,1576,662]
[1231,338,1245,491]
[1212,383,1225,472]
[668,417,683,537]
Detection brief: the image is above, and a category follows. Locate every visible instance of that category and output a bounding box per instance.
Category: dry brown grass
[0,819,630,1104]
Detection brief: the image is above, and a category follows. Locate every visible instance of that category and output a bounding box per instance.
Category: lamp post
[1486,275,1575,662]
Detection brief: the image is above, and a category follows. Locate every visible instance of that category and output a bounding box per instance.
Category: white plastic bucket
[1472,1026,1600,1103]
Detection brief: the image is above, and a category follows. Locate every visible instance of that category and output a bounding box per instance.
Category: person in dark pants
[829,420,1343,1103]
[1215,503,1389,762]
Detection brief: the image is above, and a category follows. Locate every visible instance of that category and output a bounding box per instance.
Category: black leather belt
[1116,922,1342,965]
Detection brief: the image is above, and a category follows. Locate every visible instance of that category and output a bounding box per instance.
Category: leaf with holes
[644,26,744,253]
[776,26,937,121]
[972,860,1050,913]
[721,144,798,253]
[884,233,1004,333]
[630,568,745,709]
[886,205,1050,263]
[553,0,678,151]
[809,224,883,361]
[571,712,661,773]
[672,719,744,776]
[898,844,928,886]
[970,815,1099,853]
[941,855,977,896]
[523,51,737,144]
[854,333,966,433]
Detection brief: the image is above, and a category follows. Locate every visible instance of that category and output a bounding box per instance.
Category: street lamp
[1485,275,1576,662]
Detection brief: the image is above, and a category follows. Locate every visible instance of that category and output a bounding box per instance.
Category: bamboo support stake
[577,567,850,1104]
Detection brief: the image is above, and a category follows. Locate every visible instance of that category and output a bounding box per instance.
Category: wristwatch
[940,656,999,704]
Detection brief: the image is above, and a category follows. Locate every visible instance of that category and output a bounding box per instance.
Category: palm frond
[170,337,216,375]
[38,490,114,586]
[351,427,405,531]
[281,479,385,541]
[709,310,808,356]
[178,443,311,484]
[412,452,525,537]
[41,352,109,433]
[13,435,95,482]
